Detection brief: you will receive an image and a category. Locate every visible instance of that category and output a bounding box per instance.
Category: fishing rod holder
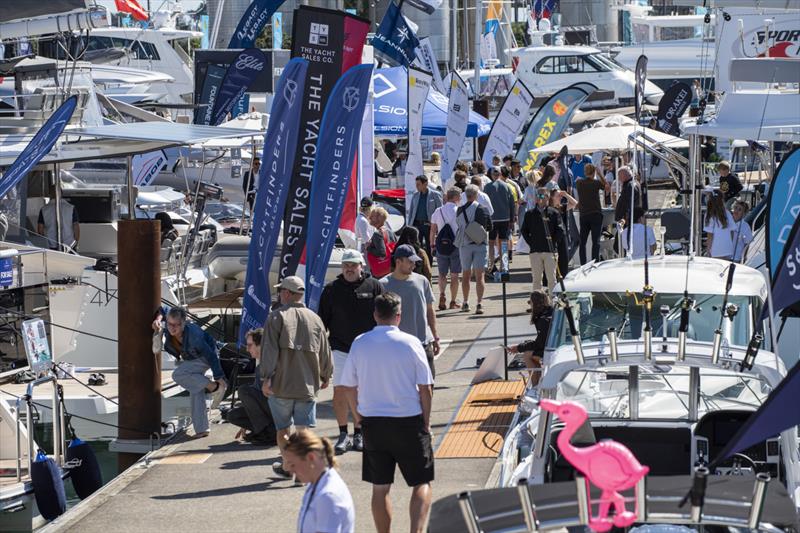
[606,328,619,362]
[739,333,763,371]
[516,479,537,531]
[689,466,709,523]
[711,329,723,364]
[457,492,481,533]
[748,472,771,529]
[643,328,652,361]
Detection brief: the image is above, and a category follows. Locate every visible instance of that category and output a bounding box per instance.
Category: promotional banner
[305,64,374,310]
[0,96,77,199]
[228,0,286,49]
[770,215,800,316]
[194,64,226,125]
[280,6,370,280]
[516,83,595,171]
[441,72,469,179]
[766,146,800,278]
[373,0,420,67]
[132,150,168,186]
[414,37,445,94]
[482,80,534,167]
[359,100,376,200]
[634,54,648,123]
[238,58,309,346]
[405,67,433,215]
[272,13,283,49]
[210,48,267,126]
[655,81,691,136]
[404,0,442,15]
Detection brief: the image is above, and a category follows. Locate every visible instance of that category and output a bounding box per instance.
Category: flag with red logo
[115,0,148,21]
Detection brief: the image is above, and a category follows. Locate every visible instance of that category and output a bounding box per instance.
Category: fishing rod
[711,263,737,364]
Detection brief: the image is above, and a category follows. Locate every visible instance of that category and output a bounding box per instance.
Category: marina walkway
[45,262,535,533]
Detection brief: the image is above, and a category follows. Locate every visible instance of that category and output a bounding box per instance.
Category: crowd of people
[149,151,758,533]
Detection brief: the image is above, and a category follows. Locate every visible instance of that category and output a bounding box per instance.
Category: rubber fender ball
[31,450,66,521]
[66,438,103,499]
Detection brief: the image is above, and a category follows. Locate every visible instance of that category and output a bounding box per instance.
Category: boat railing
[15,374,66,482]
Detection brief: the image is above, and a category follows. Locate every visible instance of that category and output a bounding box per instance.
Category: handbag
[462,208,488,245]
[367,229,395,278]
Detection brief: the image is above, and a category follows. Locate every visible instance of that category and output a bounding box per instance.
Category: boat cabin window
[81,36,161,61]
[535,55,601,74]
[547,292,759,349]
[555,366,769,420]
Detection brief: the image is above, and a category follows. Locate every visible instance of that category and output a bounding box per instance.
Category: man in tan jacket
[260,276,332,478]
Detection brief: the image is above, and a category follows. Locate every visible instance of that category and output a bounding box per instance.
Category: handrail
[15,374,65,482]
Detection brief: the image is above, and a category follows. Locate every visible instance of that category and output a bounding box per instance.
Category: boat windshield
[585,53,626,72]
[556,366,770,420]
[547,292,760,349]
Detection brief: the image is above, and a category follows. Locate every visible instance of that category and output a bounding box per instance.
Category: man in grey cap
[261,275,333,477]
[318,249,384,454]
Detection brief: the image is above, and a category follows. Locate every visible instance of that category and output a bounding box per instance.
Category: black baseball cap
[360,197,373,208]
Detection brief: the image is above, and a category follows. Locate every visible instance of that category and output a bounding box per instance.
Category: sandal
[438,294,447,311]
[449,300,460,310]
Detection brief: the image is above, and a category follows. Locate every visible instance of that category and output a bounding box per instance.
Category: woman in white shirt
[284,430,355,533]
[703,190,737,260]
[731,200,754,262]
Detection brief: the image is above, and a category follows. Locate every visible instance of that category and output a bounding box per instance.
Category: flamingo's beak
[538,399,559,413]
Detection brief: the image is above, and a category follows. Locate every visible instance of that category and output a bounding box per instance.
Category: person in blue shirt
[570,154,593,181]
[153,306,226,438]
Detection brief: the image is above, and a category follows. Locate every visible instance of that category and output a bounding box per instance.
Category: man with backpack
[456,185,493,315]
[430,187,463,311]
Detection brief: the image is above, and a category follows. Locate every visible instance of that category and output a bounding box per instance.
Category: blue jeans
[172,358,212,434]
[267,397,316,430]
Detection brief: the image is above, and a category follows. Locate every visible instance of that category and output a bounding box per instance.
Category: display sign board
[22,318,52,375]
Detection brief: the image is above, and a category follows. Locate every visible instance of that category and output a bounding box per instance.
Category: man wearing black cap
[380,244,440,379]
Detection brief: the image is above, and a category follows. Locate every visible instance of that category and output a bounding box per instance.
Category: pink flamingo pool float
[540,399,649,532]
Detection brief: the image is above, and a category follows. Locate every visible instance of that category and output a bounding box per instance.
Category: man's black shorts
[489,220,510,240]
[360,415,434,487]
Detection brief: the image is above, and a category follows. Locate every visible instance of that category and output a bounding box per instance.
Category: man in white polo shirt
[340,292,434,533]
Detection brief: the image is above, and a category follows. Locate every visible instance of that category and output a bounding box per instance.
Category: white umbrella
[530,114,688,154]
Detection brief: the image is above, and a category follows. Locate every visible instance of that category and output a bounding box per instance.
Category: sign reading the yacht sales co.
[279,6,369,280]
[0,96,77,199]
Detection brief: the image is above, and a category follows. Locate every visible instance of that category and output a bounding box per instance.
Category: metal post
[690,466,709,523]
[517,479,537,531]
[575,476,590,525]
[688,366,700,421]
[635,475,647,522]
[607,328,618,362]
[677,330,687,361]
[126,154,135,220]
[473,0,482,95]
[503,279,508,380]
[629,365,639,420]
[748,473,771,529]
[15,397,23,481]
[240,139,256,235]
[117,220,162,471]
[711,329,722,364]
[533,410,550,459]
[457,492,481,533]
[450,0,458,71]
[51,381,61,466]
[643,328,652,361]
[687,134,698,255]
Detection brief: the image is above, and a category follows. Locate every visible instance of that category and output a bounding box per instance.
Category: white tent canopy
[531,114,689,154]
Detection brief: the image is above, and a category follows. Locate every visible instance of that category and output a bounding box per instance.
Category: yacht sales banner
[228,0,287,48]
[516,83,596,171]
[441,72,469,179]
[766,146,800,279]
[404,67,433,216]
[194,64,226,125]
[304,64,374,311]
[238,58,309,346]
[0,96,77,198]
[280,6,370,280]
[482,80,534,167]
[655,82,691,136]
[210,48,268,126]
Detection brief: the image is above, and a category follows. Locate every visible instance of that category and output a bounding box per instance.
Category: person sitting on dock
[507,289,553,387]
[153,306,227,438]
[225,328,276,446]
[261,276,333,479]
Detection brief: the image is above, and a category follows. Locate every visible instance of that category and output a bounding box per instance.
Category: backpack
[435,212,457,255]
[366,229,396,278]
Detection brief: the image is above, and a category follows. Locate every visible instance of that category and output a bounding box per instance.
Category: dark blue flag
[766,146,800,279]
[228,0,286,48]
[0,96,77,199]
[304,64,374,311]
[210,48,268,126]
[238,58,309,346]
[373,1,420,67]
[769,214,800,317]
[194,64,226,125]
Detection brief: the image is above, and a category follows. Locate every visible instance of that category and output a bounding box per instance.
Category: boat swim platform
[435,379,525,459]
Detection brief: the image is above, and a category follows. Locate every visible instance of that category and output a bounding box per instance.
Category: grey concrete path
[48,261,535,533]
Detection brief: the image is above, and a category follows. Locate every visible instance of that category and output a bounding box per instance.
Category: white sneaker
[210,381,227,409]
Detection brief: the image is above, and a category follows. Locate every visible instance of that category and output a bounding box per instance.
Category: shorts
[459,243,488,271]
[361,415,434,487]
[436,250,462,275]
[267,396,316,430]
[489,220,510,240]
[332,349,348,387]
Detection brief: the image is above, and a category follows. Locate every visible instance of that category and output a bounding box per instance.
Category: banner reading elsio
[279,6,370,281]
[238,58,309,346]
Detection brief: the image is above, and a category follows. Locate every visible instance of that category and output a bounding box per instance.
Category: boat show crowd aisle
[42,262,537,533]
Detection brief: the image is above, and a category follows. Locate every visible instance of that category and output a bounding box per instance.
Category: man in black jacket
[614,166,641,224]
[522,187,564,296]
[318,249,385,454]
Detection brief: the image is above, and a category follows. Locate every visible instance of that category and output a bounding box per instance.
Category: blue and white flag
[238,58,309,345]
[210,48,267,126]
[404,0,442,15]
[228,0,286,49]
[195,64,226,125]
[373,1,420,67]
[304,64,374,311]
[0,96,77,199]
[770,214,800,317]
[766,146,800,279]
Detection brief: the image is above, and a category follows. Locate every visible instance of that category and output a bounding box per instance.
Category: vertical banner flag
[210,48,267,126]
[404,0,443,15]
[305,64,375,310]
[415,37,445,94]
[769,214,800,316]
[272,13,283,49]
[280,6,370,280]
[634,54,648,123]
[359,99,376,201]
[766,146,800,280]
[0,96,77,199]
[132,150,168,186]
[195,64,226,125]
[405,67,433,218]
[441,72,469,179]
[227,0,287,49]
[482,80,534,167]
[238,58,309,346]
[516,83,596,170]
[373,1,420,67]
[655,81,691,136]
